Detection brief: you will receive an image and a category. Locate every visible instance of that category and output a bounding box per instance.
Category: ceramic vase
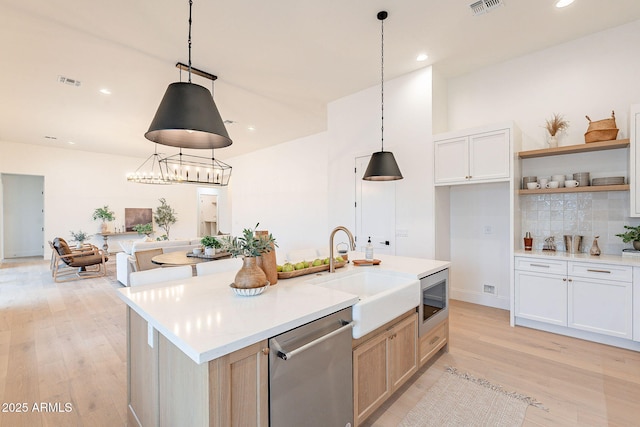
[549,135,558,148]
[255,230,278,285]
[100,222,108,234]
[234,256,267,289]
[634,240,640,251]
[204,247,215,256]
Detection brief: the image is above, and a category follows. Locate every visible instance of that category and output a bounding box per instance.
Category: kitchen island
[118,252,450,427]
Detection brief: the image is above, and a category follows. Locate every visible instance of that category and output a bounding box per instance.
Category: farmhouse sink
[308,270,419,339]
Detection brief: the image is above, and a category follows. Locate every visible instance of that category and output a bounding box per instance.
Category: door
[515,270,567,326]
[355,156,395,255]
[468,129,510,182]
[568,277,632,339]
[434,136,469,184]
[2,173,44,258]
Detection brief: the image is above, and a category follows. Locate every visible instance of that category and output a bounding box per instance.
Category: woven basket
[584,128,619,143]
[584,110,618,143]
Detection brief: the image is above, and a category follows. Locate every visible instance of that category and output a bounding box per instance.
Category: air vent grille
[469,0,504,16]
[57,75,82,87]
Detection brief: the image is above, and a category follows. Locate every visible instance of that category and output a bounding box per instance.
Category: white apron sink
[308,270,419,339]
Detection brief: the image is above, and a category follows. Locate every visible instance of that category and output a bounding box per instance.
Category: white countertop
[117,252,450,364]
[514,249,640,267]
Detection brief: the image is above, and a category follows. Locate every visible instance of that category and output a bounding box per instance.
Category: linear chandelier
[127,146,232,186]
[160,150,232,186]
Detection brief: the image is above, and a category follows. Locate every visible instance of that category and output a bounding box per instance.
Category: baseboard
[450,288,509,310]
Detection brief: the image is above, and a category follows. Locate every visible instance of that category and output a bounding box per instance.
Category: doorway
[2,173,45,259]
[354,156,396,255]
[199,193,218,237]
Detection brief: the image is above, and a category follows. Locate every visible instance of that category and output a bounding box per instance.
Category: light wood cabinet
[353,313,417,426]
[434,128,511,185]
[127,308,268,427]
[418,319,448,367]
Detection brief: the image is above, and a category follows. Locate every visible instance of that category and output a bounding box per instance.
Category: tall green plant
[154,198,177,239]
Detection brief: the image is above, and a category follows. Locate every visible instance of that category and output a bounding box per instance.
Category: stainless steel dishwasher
[269,307,354,427]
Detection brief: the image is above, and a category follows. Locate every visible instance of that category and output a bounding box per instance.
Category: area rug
[399,367,547,427]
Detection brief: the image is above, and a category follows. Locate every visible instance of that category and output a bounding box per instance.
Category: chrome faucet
[329,226,356,273]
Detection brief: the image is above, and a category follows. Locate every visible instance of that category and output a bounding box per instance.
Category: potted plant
[133,222,153,237]
[200,236,221,256]
[70,230,91,249]
[544,113,569,148]
[223,224,277,289]
[615,225,640,250]
[154,198,177,240]
[92,205,115,233]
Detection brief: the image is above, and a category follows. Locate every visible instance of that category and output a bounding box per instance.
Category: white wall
[447,20,640,150]
[327,66,436,258]
[0,140,227,259]
[227,132,329,262]
[227,66,436,262]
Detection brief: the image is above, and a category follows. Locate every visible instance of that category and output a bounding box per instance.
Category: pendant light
[363,11,403,181]
[145,0,232,149]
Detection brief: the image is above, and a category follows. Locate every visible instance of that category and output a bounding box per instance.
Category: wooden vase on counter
[255,230,278,285]
[234,256,267,289]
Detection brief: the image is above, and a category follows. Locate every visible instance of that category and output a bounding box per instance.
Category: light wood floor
[1,259,639,426]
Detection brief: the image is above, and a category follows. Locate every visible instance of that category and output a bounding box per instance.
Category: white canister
[551,174,566,187]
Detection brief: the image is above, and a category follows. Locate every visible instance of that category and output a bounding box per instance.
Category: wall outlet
[396,229,409,238]
[483,226,493,235]
[483,284,496,295]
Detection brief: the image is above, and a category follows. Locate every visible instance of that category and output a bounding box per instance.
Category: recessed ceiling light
[247,125,256,131]
[99,88,111,95]
[416,53,429,62]
[67,141,75,145]
[555,0,575,8]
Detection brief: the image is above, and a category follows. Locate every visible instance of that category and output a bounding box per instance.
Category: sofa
[116,237,202,286]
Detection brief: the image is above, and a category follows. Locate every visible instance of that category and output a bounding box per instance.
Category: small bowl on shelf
[230,282,270,296]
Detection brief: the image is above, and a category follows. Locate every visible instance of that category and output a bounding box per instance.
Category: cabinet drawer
[419,320,447,366]
[569,262,632,282]
[515,257,566,275]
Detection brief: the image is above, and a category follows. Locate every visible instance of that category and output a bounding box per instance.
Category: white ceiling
[2,0,640,161]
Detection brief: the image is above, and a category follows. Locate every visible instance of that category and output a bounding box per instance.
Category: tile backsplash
[520,191,640,255]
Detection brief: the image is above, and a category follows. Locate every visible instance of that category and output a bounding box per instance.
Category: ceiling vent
[57,75,81,87]
[469,0,504,16]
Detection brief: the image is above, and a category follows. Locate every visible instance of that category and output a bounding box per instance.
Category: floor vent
[57,75,82,87]
[469,0,504,16]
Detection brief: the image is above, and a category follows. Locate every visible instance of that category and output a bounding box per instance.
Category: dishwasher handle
[273,320,354,361]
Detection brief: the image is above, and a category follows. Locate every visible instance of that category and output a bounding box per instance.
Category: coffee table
[151,251,231,267]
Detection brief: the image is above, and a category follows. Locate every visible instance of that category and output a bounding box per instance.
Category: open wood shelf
[518,139,630,159]
[518,184,629,195]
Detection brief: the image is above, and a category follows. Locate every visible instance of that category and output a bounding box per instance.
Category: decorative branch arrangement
[544,113,569,136]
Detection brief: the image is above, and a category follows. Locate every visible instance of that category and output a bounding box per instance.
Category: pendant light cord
[380,13,385,152]
[188,0,193,83]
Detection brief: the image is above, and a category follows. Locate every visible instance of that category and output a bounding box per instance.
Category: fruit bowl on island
[277,257,346,279]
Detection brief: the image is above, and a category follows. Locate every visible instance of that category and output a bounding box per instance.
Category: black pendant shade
[145,82,232,149]
[362,10,403,182]
[362,151,403,181]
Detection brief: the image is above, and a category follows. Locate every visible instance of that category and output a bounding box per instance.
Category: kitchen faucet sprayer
[329,226,356,273]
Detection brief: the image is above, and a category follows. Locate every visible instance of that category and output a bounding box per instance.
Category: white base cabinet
[634,267,640,342]
[515,256,633,343]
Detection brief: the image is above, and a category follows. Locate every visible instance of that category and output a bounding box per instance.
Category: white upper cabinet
[630,104,640,216]
[434,124,513,185]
